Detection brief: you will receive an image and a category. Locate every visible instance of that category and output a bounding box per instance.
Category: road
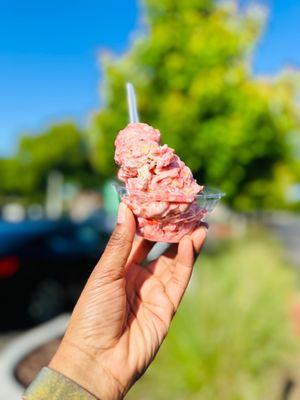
[263,212,300,268]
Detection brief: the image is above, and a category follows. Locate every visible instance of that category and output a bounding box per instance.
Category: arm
[23,367,96,399]
[23,203,207,399]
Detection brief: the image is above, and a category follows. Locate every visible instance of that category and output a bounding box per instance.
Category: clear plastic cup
[114,183,225,243]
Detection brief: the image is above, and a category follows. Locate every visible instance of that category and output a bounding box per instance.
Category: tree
[0,122,98,202]
[89,0,300,210]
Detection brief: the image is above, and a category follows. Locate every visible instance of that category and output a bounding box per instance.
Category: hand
[49,203,207,399]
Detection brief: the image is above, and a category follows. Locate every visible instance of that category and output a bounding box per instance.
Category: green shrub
[129,234,298,400]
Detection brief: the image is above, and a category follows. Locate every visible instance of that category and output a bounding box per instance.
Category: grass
[128,231,299,400]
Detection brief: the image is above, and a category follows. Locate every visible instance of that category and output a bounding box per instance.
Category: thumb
[94,203,136,279]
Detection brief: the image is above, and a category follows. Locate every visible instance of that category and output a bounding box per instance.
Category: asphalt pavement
[263,212,300,267]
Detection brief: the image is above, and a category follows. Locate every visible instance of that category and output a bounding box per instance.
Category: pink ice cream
[114,123,205,242]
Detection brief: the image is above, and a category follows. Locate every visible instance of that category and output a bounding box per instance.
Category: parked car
[0,216,111,330]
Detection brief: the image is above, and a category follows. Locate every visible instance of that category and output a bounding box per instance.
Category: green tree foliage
[0,122,97,201]
[89,0,300,210]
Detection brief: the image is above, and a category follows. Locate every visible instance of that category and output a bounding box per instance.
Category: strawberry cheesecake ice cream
[114,122,205,242]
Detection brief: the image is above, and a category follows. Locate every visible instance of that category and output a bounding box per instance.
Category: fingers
[127,237,155,266]
[165,236,194,309]
[156,223,208,263]
[93,203,136,280]
[166,227,207,309]
[145,224,208,280]
[161,243,178,260]
[190,224,208,253]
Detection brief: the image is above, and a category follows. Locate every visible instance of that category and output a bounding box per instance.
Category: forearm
[22,367,97,400]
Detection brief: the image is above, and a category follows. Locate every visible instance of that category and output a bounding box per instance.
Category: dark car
[0,216,111,330]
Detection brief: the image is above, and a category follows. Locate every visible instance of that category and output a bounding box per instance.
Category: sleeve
[22,367,98,400]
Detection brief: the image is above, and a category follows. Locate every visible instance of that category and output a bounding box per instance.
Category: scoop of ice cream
[114,122,203,242]
[115,123,161,178]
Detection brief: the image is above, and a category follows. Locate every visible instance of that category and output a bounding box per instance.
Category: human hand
[49,203,207,399]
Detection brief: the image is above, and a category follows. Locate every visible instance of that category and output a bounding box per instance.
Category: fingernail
[117,202,127,224]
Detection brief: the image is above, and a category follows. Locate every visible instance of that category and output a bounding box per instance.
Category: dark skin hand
[50,203,207,399]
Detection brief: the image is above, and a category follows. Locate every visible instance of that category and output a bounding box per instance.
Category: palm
[124,259,175,363]
[125,251,180,357]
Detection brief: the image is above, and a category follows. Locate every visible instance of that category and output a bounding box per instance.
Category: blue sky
[0,0,300,156]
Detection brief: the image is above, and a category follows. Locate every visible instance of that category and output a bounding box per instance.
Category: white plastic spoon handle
[126,82,139,123]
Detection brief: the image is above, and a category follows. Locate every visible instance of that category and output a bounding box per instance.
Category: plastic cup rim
[112,182,225,200]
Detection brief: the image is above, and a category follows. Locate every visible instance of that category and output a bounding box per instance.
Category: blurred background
[1,0,300,399]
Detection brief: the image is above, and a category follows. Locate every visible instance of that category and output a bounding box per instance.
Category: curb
[0,314,70,400]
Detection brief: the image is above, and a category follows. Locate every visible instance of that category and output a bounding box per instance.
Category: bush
[128,233,298,399]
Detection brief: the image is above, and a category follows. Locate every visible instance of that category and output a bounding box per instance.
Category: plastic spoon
[125,83,170,252]
[126,82,139,123]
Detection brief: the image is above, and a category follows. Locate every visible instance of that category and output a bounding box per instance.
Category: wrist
[49,340,124,400]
